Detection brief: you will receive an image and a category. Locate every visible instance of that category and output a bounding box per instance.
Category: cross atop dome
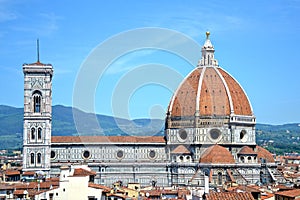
[198,32,218,66]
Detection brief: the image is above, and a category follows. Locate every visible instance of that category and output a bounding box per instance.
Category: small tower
[22,40,53,175]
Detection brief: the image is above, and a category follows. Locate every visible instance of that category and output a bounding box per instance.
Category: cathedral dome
[166,32,255,127]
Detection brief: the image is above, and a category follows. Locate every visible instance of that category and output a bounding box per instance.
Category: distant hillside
[0,105,164,150]
[0,104,300,155]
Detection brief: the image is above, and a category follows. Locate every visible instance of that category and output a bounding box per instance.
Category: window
[50,151,56,159]
[83,150,91,159]
[33,91,42,113]
[37,153,42,164]
[217,172,222,185]
[241,156,245,163]
[240,129,248,142]
[37,128,42,140]
[248,156,252,163]
[116,150,124,159]
[148,150,156,159]
[209,129,221,140]
[30,153,35,164]
[179,129,188,140]
[31,128,35,140]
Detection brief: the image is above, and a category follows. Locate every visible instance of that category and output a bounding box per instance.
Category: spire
[199,32,218,66]
[37,39,40,63]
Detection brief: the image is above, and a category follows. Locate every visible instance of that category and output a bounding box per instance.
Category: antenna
[37,39,40,63]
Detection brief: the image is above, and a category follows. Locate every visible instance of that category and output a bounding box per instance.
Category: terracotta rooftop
[13,189,26,195]
[51,136,165,144]
[5,170,20,176]
[88,183,111,192]
[205,191,255,200]
[171,145,191,154]
[256,146,275,163]
[14,182,54,190]
[276,189,300,197]
[200,144,235,164]
[22,171,36,176]
[238,146,257,155]
[72,168,96,177]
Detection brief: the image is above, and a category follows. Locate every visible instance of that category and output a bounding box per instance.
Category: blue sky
[0,0,299,124]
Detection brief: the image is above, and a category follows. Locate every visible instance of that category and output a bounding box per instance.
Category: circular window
[149,150,156,159]
[50,151,56,159]
[179,156,184,161]
[116,150,124,159]
[209,129,221,140]
[82,150,90,159]
[240,130,248,142]
[179,129,188,140]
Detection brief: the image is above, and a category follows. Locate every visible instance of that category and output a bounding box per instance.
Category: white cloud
[105,50,156,75]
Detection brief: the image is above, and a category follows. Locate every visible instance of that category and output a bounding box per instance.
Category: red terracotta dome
[167,33,253,118]
[256,146,275,163]
[200,144,235,164]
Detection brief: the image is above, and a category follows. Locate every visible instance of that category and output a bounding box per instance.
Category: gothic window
[30,153,35,164]
[33,91,42,113]
[37,128,42,140]
[31,128,35,140]
[217,172,222,185]
[37,153,42,164]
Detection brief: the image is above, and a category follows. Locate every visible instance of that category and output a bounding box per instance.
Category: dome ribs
[218,69,253,116]
[199,67,230,116]
[170,68,201,116]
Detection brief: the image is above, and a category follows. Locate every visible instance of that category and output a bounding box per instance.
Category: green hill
[0,104,299,155]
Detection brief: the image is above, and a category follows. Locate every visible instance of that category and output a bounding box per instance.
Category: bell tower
[22,40,53,175]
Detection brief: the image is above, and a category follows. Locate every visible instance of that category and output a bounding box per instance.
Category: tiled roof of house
[238,146,257,155]
[200,144,235,164]
[72,168,96,177]
[261,192,274,200]
[51,136,165,144]
[88,183,111,192]
[13,189,26,195]
[256,146,275,163]
[14,182,54,190]
[275,189,300,197]
[205,191,255,200]
[5,170,20,176]
[171,145,191,154]
[22,171,36,176]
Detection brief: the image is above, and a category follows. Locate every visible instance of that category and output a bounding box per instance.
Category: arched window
[37,128,42,140]
[217,172,222,185]
[33,91,42,113]
[30,153,35,164]
[37,153,42,164]
[31,128,35,140]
